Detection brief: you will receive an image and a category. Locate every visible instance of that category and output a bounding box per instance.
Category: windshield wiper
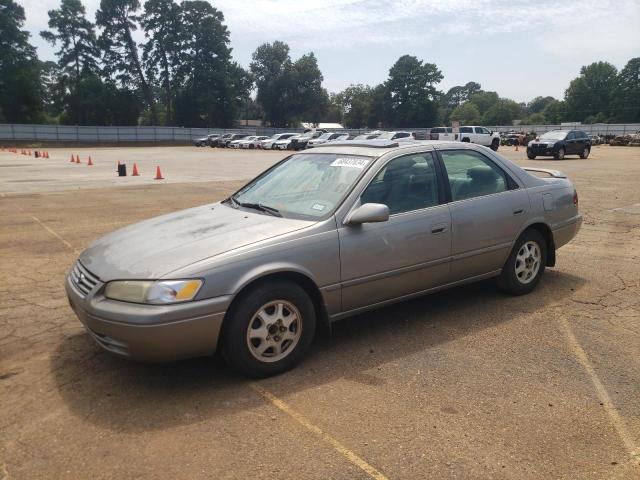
[233,197,282,217]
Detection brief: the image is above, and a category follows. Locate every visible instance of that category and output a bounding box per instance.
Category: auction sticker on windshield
[330,157,370,169]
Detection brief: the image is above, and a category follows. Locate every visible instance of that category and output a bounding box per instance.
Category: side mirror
[345,203,390,225]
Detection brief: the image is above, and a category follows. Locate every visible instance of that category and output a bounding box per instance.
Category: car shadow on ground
[50,269,586,434]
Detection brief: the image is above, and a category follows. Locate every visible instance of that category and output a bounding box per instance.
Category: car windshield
[376,132,396,140]
[317,133,332,140]
[231,153,373,219]
[541,130,568,140]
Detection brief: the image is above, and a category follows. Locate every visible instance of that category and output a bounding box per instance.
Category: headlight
[105,279,203,304]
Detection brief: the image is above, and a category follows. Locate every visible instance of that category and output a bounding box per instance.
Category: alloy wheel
[246,300,302,363]
[515,241,541,285]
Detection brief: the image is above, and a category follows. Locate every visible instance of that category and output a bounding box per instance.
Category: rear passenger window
[459,127,473,133]
[361,154,439,214]
[440,150,508,201]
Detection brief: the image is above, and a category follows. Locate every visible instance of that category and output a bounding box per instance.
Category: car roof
[308,139,470,157]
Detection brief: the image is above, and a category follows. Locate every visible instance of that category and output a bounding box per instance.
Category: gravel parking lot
[1,144,639,479]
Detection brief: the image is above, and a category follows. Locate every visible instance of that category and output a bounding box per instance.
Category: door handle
[513,208,524,215]
[431,224,448,234]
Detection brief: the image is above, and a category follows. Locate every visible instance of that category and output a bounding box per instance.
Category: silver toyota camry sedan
[66,140,582,377]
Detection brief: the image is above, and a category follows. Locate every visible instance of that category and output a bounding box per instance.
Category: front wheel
[527,152,536,159]
[220,281,316,378]
[497,229,547,295]
[554,148,565,160]
[580,147,590,159]
[490,139,499,151]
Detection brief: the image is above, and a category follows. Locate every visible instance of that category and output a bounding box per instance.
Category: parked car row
[193,127,593,160]
[195,130,421,151]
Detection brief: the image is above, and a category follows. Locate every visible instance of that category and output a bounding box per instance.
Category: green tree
[250,41,294,127]
[141,0,182,124]
[527,96,555,114]
[333,84,374,128]
[612,57,640,122]
[521,112,546,125]
[367,84,390,128]
[97,0,158,124]
[468,90,499,115]
[40,0,99,82]
[542,100,565,124]
[174,1,251,127]
[40,0,101,124]
[564,61,618,122]
[290,52,326,124]
[385,55,443,127]
[481,98,522,125]
[0,0,44,122]
[450,102,481,125]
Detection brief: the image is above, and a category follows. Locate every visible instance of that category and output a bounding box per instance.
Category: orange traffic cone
[70,154,75,163]
[87,156,93,166]
[154,166,164,180]
[132,163,139,176]
[45,151,49,158]
[75,154,80,164]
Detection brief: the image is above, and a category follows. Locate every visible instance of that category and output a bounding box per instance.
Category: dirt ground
[0,144,639,479]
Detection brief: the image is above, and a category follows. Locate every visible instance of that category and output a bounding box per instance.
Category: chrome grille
[70,261,100,297]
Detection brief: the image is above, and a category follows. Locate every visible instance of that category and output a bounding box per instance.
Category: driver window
[361,154,439,215]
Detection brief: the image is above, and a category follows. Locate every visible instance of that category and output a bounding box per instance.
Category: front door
[338,152,451,312]
[438,149,529,281]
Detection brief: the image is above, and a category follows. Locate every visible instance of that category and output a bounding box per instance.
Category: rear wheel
[497,229,547,295]
[527,153,536,159]
[580,147,590,159]
[220,281,316,378]
[554,148,565,160]
[462,137,470,143]
[490,139,499,151]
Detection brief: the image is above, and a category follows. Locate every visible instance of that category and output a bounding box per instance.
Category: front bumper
[527,145,557,156]
[65,273,230,362]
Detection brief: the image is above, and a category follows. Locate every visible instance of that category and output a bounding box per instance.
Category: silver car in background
[66,141,582,377]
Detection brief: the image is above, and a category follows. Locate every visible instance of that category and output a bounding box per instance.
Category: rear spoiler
[521,167,567,179]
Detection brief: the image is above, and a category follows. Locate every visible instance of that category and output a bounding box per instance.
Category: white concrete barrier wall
[1,123,638,143]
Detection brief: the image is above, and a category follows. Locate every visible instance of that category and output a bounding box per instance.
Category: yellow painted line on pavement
[250,383,389,480]
[559,316,639,462]
[31,215,80,255]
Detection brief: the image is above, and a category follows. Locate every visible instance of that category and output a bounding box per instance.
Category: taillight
[573,190,578,206]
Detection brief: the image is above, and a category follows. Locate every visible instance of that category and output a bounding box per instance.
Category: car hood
[79,203,313,281]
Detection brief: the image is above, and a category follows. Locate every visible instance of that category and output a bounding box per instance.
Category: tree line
[1,0,639,128]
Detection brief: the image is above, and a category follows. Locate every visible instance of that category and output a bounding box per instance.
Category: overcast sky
[19,0,640,102]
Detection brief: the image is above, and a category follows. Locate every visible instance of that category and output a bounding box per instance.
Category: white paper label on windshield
[311,203,326,211]
[330,157,370,169]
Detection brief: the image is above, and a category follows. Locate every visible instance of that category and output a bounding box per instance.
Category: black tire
[527,153,536,160]
[579,147,590,159]
[554,148,565,160]
[220,281,316,378]
[497,229,547,295]
[490,139,499,151]
[461,137,470,143]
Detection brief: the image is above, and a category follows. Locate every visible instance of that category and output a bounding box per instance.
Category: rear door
[437,148,529,281]
[338,152,451,312]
